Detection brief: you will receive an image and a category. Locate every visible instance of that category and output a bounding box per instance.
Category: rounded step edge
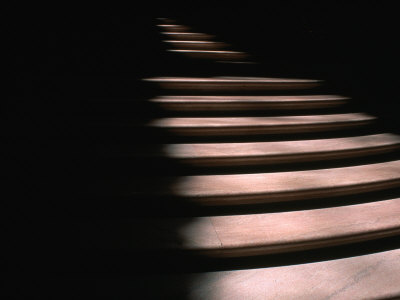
[147,113,376,136]
[88,160,400,206]
[160,32,215,41]
[150,95,349,111]
[80,198,400,258]
[116,248,400,300]
[96,134,400,167]
[168,50,249,61]
[157,24,191,32]
[144,77,323,91]
[162,133,400,167]
[164,40,229,50]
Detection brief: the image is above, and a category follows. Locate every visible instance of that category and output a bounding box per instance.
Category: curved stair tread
[91,160,400,204]
[161,32,215,41]
[144,76,322,90]
[148,113,375,135]
[84,199,400,257]
[146,76,320,83]
[168,50,248,60]
[151,95,348,110]
[167,160,400,204]
[162,133,400,165]
[157,24,191,32]
[150,248,400,300]
[206,198,400,256]
[164,40,229,50]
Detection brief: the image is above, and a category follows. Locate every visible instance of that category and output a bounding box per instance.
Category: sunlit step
[82,199,400,257]
[168,160,400,205]
[148,113,375,136]
[150,95,348,111]
[145,76,322,91]
[164,40,229,50]
[168,49,248,60]
[129,248,400,299]
[161,32,215,41]
[157,24,191,32]
[90,160,400,205]
[161,134,400,167]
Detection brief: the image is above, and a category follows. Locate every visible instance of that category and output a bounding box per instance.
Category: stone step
[161,32,215,41]
[119,248,400,299]
[157,24,191,32]
[150,95,349,111]
[82,198,400,257]
[168,49,249,61]
[100,134,400,167]
[147,113,375,136]
[90,160,400,205]
[157,18,176,25]
[144,76,322,91]
[164,40,229,50]
[160,134,400,167]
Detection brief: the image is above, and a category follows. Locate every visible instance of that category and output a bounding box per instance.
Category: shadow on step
[24,235,400,299]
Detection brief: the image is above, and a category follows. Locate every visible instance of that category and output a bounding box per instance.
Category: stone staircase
[78,18,400,299]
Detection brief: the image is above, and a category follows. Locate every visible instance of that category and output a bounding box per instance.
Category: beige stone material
[168,49,248,60]
[183,248,400,299]
[148,113,375,136]
[144,76,322,90]
[164,40,229,50]
[162,133,400,166]
[151,95,348,110]
[167,160,400,205]
[161,32,215,41]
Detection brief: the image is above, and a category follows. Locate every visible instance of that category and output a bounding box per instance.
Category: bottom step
[181,248,400,300]
[69,248,400,299]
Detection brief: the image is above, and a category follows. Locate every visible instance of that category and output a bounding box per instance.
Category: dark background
[10,3,400,134]
[7,2,400,295]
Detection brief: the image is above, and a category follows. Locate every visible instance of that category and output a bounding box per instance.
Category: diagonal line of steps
[157,18,254,64]
[82,17,400,298]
